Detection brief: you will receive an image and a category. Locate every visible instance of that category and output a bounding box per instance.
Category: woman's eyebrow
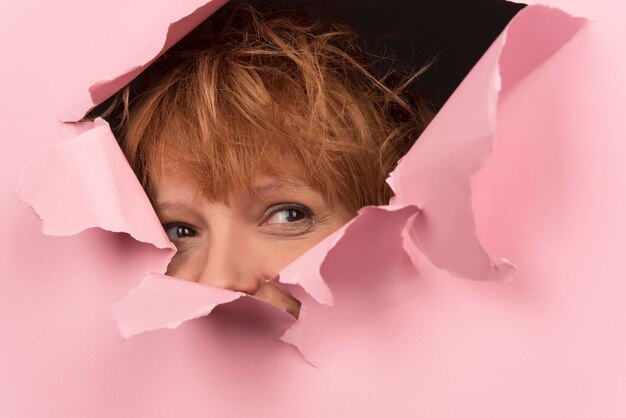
[252,179,312,195]
[154,201,196,213]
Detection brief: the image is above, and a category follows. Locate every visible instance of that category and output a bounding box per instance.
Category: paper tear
[388,4,585,282]
[112,273,243,339]
[60,0,229,122]
[112,273,296,340]
[16,118,174,252]
[279,205,421,365]
[111,205,419,365]
[499,6,587,99]
[276,229,340,306]
[17,1,588,364]
[277,205,420,306]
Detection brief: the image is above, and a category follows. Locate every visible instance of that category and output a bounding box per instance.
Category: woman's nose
[195,228,262,295]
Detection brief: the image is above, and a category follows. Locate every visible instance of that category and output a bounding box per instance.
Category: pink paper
[112,272,296,340]
[388,5,585,283]
[16,118,173,252]
[277,205,420,306]
[112,205,418,363]
[279,205,421,365]
[111,273,245,338]
[60,0,229,121]
[4,0,626,416]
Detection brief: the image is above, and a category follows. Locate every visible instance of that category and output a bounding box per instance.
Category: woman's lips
[252,281,301,319]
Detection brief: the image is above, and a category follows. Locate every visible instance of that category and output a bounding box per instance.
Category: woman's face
[151,168,354,318]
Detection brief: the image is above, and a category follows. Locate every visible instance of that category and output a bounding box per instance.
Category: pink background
[2,0,626,416]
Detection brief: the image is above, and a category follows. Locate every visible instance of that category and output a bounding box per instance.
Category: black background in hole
[90,0,525,119]
[236,0,525,110]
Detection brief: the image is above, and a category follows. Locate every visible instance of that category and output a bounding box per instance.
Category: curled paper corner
[318,204,421,285]
[277,204,422,366]
[111,273,246,339]
[60,0,229,122]
[277,204,421,307]
[16,118,174,252]
[276,232,338,307]
[388,3,586,283]
[112,273,298,358]
[498,4,588,100]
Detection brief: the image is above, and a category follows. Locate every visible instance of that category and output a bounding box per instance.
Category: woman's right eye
[163,223,197,241]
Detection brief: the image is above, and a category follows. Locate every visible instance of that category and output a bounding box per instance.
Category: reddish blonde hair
[106,3,431,211]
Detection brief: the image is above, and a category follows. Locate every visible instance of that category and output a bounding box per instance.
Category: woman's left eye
[266,207,309,224]
[261,203,315,235]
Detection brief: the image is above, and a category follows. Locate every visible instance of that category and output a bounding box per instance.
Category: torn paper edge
[111,273,246,339]
[60,0,229,122]
[277,204,420,306]
[387,4,587,283]
[111,204,419,366]
[16,118,175,252]
[15,1,589,361]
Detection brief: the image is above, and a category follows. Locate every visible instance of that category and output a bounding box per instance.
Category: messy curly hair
[104,2,432,212]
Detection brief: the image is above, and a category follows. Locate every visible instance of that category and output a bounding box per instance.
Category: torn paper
[7,0,626,416]
[60,0,229,122]
[388,4,586,282]
[111,272,296,339]
[16,118,174,252]
[13,0,583,366]
[16,3,586,351]
[111,205,418,362]
[280,205,421,365]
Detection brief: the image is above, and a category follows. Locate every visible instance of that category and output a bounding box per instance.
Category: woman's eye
[261,203,315,236]
[163,224,197,241]
[267,207,308,224]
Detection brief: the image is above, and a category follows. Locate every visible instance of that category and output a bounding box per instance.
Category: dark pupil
[286,209,305,222]
[177,226,193,238]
